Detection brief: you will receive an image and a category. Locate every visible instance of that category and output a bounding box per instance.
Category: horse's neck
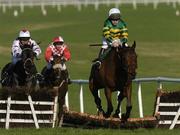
[105,49,118,66]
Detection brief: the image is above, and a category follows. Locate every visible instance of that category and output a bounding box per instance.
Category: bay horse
[89,41,137,121]
[1,45,38,93]
[40,54,69,127]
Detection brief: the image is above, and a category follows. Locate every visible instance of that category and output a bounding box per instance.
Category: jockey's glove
[49,57,54,62]
[112,39,121,47]
[122,42,129,47]
[124,43,128,47]
[16,53,21,57]
[61,57,67,63]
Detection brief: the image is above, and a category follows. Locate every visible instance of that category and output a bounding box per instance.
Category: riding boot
[93,48,105,68]
[94,47,112,68]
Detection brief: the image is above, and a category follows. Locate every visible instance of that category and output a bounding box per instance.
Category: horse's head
[119,42,137,79]
[51,55,66,80]
[21,46,35,75]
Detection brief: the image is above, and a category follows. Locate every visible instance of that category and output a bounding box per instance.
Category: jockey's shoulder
[118,19,127,26]
[49,43,54,46]
[29,39,38,44]
[12,39,20,45]
[104,19,112,26]
[63,43,68,48]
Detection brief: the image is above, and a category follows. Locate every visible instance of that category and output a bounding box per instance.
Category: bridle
[116,46,137,80]
[21,48,36,82]
[51,56,67,87]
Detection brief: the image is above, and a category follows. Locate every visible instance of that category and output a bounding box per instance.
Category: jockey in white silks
[4,29,41,84]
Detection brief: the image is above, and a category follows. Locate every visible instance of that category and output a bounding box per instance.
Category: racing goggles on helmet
[19,37,30,41]
[109,13,120,20]
[53,41,64,46]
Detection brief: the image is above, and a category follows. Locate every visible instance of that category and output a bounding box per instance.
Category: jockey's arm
[63,47,71,61]
[12,40,22,57]
[120,25,128,45]
[103,27,113,46]
[45,47,53,62]
[31,40,41,57]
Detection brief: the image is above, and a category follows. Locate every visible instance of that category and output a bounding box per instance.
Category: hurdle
[154,89,180,129]
[0,92,58,129]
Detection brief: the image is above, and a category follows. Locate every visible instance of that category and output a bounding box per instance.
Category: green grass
[0,127,180,135]
[0,3,180,134]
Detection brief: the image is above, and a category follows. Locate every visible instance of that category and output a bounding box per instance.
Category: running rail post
[65,92,69,111]
[158,81,163,89]
[137,82,143,118]
[80,84,84,113]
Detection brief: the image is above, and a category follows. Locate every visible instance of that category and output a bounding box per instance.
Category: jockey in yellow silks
[95,8,128,67]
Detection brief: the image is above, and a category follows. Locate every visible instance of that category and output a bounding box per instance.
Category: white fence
[68,77,180,118]
[0,95,58,129]
[1,0,179,15]
[0,0,180,7]
[154,89,180,129]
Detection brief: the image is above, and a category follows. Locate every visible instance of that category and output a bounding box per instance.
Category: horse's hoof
[112,113,120,118]
[121,113,128,122]
[104,112,111,118]
[104,114,110,118]
[97,110,105,118]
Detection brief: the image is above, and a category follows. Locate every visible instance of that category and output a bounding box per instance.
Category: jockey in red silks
[44,36,71,82]
[45,36,71,65]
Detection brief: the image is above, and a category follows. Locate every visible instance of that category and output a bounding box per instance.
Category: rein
[58,80,65,88]
[116,47,136,77]
[23,58,33,75]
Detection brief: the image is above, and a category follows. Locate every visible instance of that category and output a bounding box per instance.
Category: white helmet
[109,8,121,20]
[19,29,31,38]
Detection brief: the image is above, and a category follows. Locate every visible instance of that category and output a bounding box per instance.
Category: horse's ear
[132,41,136,49]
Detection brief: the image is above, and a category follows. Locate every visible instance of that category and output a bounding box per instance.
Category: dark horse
[40,55,69,127]
[89,42,137,121]
[1,45,38,92]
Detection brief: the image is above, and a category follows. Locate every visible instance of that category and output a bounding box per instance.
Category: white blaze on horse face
[53,63,66,70]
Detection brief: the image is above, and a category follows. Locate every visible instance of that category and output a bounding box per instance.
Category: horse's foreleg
[57,97,64,127]
[113,91,124,118]
[94,90,104,115]
[122,83,132,121]
[104,88,113,118]
[57,85,68,127]
[89,81,104,116]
